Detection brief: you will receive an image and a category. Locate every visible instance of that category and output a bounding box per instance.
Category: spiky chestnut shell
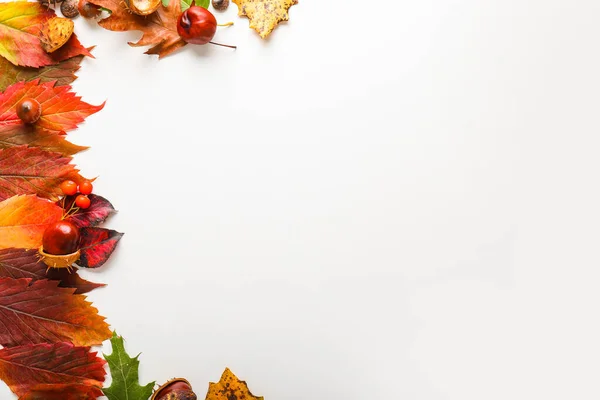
[151,378,197,400]
[124,0,161,16]
[16,98,42,124]
[177,6,217,45]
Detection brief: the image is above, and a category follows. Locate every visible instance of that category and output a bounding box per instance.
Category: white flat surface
[3,1,600,399]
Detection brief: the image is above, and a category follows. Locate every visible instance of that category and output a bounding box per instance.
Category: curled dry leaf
[78,227,124,268]
[0,342,106,398]
[88,0,186,58]
[0,54,85,92]
[0,80,105,136]
[0,2,91,67]
[0,277,111,347]
[206,368,264,400]
[0,145,85,201]
[232,0,297,39]
[0,248,104,294]
[0,195,62,250]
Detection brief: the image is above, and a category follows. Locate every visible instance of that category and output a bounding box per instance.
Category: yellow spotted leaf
[206,368,263,400]
[233,0,297,39]
[0,195,62,250]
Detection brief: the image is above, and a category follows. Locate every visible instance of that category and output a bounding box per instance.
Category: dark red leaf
[62,194,116,228]
[0,248,104,294]
[78,228,123,269]
[0,342,105,398]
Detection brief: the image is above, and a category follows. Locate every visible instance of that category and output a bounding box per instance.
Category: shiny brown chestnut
[151,378,197,400]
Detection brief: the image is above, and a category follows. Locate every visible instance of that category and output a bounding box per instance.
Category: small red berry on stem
[42,221,80,256]
[79,180,93,195]
[75,194,91,209]
[16,98,42,124]
[60,180,78,196]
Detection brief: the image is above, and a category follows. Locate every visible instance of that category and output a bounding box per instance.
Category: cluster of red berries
[60,179,93,209]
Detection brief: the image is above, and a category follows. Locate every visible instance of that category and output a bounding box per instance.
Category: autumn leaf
[0,277,111,347]
[206,368,264,400]
[0,123,87,155]
[103,332,155,400]
[0,145,85,201]
[0,195,62,250]
[233,0,297,39]
[0,54,85,92]
[0,342,106,398]
[0,248,104,294]
[63,194,116,228]
[0,2,92,68]
[0,80,105,136]
[78,227,124,268]
[88,0,186,58]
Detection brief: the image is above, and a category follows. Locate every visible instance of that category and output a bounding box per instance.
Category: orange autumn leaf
[0,2,92,68]
[0,195,62,250]
[0,342,106,398]
[88,0,186,58]
[0,123,87,156]
[0,278,111,347]
[0,146,85,201]
[0,80,104,136]
[206,368,264,400]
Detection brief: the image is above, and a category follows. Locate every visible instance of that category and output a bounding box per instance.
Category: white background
[4,0,600,399]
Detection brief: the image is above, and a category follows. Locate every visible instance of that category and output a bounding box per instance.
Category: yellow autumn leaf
[232,0,297,39]
[0,195,62,250]
[206,368,264,400]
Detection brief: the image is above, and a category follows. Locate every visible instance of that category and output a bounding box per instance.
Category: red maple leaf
[0,342,105,398]
[0,248,104,294]
[0,277,111,347]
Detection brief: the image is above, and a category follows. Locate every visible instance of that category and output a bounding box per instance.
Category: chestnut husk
[124,0,161,16]
[151,378,197,400]
[38,247,80,269]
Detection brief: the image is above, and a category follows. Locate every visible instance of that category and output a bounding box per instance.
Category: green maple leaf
[103,331,156,400]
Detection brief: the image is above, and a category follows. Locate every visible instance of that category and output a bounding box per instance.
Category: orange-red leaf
[0,277,111,347]
[88,0,186,58]
[0,248,104,294]
[0,2,92,68]
[0,123,87,156]
[0,80,104,136]
[0,342,106,398]
[0,145,85,201]
[0,54,85,92]
[0,195,62,250]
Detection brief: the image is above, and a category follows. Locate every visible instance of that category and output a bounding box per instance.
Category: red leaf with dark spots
[0,277,111,347]
[0,248,104,294]
[62,194,116,228]
[0,342,105,398]
[78,227,123,269]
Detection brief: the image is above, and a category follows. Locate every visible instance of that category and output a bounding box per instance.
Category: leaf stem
[209,41,237,49]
